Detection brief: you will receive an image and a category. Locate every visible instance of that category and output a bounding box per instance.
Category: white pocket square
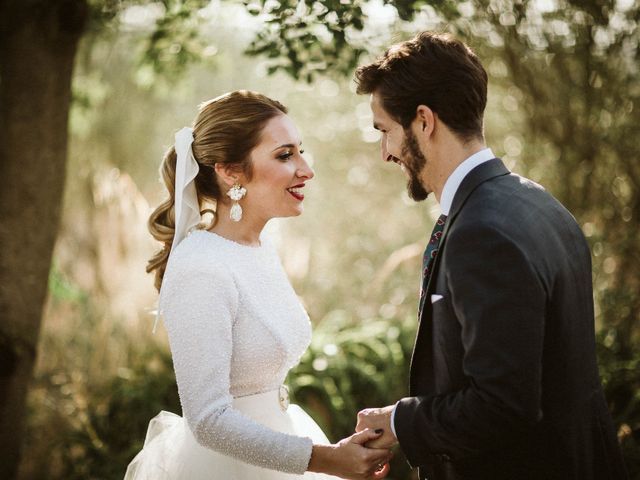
[431,294,444,304]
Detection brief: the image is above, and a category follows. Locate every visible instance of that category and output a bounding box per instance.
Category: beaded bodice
[158,230,313,473]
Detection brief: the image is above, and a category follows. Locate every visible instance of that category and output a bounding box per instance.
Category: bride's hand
[307,429,393,479]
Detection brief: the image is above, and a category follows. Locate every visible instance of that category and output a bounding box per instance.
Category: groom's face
[370,93,429,201]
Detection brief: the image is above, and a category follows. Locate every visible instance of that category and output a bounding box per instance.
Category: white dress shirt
[389,147,495,439]
[439,148,496,215]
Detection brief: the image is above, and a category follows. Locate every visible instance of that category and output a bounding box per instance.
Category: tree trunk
[0,1,87,477]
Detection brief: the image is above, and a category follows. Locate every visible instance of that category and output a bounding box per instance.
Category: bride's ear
[215,163,243,188]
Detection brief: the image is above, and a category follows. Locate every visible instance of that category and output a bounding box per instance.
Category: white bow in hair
[171,127,201,253]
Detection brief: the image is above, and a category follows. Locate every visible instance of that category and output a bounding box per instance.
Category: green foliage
[242,0,466,81]
[85,0,213,86]
[76,348,180,479]
[598,331,640,478]
[243,0,369,81]
[48,264,87,304]
[24,335,179,479]
[140,0,212,81]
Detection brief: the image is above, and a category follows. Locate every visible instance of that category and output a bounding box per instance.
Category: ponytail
[146,146,177,291]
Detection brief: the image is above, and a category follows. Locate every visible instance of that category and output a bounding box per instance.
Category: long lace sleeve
[159,247,313,474]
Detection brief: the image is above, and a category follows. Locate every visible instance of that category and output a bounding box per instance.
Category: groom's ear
[414,105,435,137]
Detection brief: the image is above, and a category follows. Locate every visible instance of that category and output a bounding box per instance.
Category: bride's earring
[226,183,247,222]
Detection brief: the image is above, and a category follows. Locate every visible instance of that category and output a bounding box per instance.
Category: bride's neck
[210,203,265,247]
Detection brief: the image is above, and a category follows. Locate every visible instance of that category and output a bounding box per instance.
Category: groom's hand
[356,405,398,449]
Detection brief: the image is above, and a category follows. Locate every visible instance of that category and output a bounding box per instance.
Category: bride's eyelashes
[277,149,304,161]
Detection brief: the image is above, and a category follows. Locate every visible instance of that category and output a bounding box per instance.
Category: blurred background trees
[0,1,209,477]
[0,0,638,479]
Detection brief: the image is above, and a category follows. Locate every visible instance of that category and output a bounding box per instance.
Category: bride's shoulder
[160,232,240,314]
[165,230,230,277]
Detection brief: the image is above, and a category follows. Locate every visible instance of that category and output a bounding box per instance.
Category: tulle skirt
[124,388,339,479]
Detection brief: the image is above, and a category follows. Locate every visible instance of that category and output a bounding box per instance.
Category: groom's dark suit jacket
[394,159,628,480]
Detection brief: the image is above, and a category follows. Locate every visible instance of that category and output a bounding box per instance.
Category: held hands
[307,429,393,479]
[356,405,398,450]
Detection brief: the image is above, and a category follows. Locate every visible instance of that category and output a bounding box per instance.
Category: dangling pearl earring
[226,183,247,222]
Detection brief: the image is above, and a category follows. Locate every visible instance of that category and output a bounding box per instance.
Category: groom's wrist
[390,402,399,439]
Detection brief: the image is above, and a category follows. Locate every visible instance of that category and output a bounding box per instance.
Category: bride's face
[242,115,314,221]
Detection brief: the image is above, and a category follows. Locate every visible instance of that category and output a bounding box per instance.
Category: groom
[354,32,628,480]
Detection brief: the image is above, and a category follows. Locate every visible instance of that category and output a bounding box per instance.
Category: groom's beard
[401,129,429,201]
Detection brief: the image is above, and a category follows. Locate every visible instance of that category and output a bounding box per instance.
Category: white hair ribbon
[154,126,201,333]
[171,127,202,253]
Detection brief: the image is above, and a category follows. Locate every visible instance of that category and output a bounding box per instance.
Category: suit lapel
[409,158,510,394]
[424,158,510,298]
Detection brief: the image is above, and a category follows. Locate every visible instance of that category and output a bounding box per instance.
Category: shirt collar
[439,148,495,216]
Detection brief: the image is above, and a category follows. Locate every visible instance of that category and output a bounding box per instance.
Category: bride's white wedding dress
[125,230,338,479]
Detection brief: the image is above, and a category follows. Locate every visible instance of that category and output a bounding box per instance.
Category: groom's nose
[381,135,399,163]
[381,137,392,162]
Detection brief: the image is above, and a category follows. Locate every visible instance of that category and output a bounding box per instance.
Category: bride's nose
[296,158,314,180]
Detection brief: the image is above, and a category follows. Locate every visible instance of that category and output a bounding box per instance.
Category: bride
[125,90,392,479]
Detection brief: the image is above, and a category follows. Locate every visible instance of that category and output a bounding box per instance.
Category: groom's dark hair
[355,31,488,142]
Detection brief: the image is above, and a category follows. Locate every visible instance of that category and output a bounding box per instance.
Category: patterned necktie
[419,214,447,307]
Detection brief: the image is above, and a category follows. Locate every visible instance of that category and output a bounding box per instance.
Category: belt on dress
[277,384,290,411]
[234,385,290,412]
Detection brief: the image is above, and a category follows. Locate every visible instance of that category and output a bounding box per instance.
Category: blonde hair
[146,90,288,291]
